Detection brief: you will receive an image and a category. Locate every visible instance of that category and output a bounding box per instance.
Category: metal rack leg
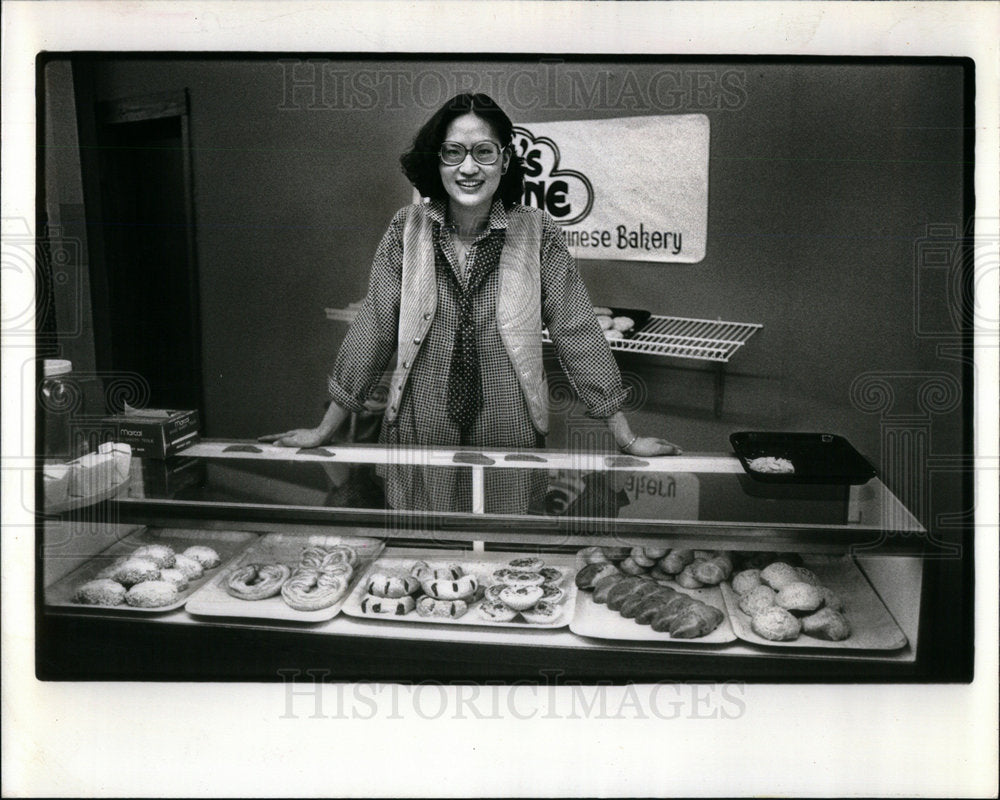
[714,363,725,418]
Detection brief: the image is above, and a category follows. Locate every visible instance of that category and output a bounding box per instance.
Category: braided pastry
[280,569,349,611]
[226,563,291,600]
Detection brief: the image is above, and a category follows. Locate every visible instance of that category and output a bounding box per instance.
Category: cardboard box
[89,409,200,458]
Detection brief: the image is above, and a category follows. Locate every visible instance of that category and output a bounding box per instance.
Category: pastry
[648,567,674,584]
[675,564,705,589]
[601,546,631,561]
[820,587,845,612]
[731,569,762,595]
[642,547,669,560]
[158,568,190,591]
[592,574,637,605]
[491,567,516,583]
[410,560,433,581]
[366,573,421,598]
[775,582,825,614]
[580,547,609,565]
[620,587,674,619]
[172,554,204,580]
[660,549,694,574]
[503,571,545,588]
[539,567,565,584]
[131,544,176,569]
[608,578,660,612]
[422,575,479,601]
[416,596,469,619]
[748,456,794,474]
[619,557,648,576]
[508,557,544,572]
[575,561,620,590]
[521,601,560,624]
[604,329,624,341]
[226,563,291,600]
[760,562,800,591]
[596,314,614,330]
[432,565,464,580]
[739,585,777,616]
[612,315,634,332]
[801,607,852,641]
[484,584,506,602]
[281,570,349,611]
[74,578,126,606]
[629,547,656,568]
[499,585,544,611]
[662,604,725,638]
[478,599,518,622]
[360,594,416,615]
[692,558,729,586]
[538,584,565,604]
[592,306,613,317]
[635,591,690,625]
[125,580,179,608]
[181,545,221,569]
[795,566,821,586]
[110,557,160,587]
[751,606,802,641]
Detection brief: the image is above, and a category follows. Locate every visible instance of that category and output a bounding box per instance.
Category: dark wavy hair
[400,93,525,209]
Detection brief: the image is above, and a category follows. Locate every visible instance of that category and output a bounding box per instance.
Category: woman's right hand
[257,428,328,448]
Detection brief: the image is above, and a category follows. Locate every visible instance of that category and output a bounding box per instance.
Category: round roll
[74,578,126,606]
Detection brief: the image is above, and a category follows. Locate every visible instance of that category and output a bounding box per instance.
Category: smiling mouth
[456,180,484,190]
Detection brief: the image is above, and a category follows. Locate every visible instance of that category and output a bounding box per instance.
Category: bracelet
[620,434,638,453]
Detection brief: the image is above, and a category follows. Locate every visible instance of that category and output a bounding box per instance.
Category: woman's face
[438,112,510,217]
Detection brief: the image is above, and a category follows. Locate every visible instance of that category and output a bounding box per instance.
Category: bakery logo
[512,126,593,225]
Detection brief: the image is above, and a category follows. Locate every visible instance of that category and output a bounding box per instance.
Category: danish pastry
[366,573,421,598]
[521,601,560,624]
[478,599,518,622]
[416,596,469,619]
[360,594,416,615]
[281,570,349,611]
[226,563,291,600]
[422,575,479,601]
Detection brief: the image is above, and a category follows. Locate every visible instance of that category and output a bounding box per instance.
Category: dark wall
[79,57,968,480]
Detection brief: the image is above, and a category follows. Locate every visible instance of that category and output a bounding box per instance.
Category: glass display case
[38,440,961,683]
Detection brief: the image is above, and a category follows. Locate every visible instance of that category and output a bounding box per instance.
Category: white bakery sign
[512,114,709,263]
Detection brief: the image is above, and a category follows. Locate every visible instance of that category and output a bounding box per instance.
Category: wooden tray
[184,532,384,623]
[569,553,736,644]
[44,527,258,614]
[342,551,578,629]
[719,555,908,650]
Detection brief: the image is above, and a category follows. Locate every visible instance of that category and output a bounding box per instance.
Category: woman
[262,93,681,512]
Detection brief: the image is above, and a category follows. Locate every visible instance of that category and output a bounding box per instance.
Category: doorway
[80,86,203,416]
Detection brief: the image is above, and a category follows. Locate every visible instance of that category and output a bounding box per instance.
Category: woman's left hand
[625,436,683,456]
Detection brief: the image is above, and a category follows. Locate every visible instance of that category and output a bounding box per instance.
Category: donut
[125,580,179,608]
[74,578,126,606]
[131,544,176,569]
[360,594,415,615]
[503,571,545,588]
[226,563,291,600]
[158,568,190,591]
[499,585,544,611]
[110,558,160,587]
[172,554,204,580]
[478,599,518,622]
[508,557,544,572]
[521,600,560,624]
[421,575,479,601]
[281,570,348,611]
[416,596,469,619]
[182,545,221,569]
[366,573,421,599]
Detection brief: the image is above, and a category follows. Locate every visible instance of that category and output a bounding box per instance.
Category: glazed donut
[173,554,204,580]
[360,594,416,615]
[226,563,291,600]
[508,557,544,572]
[158,568,190,591]
[281,570,348,611]
[478,599,518,622]
[125,580,179,608]
[421,575,479,601]
[416,596,469,619]
[521,600,560,624]
[132,544,176,569]
[182,545,220,569]
[74,578,126,606]
[499,585,544,611]
[366,573,421,598]
[110,558,161,587]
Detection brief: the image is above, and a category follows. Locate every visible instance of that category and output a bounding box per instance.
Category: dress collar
[428,198,508,233]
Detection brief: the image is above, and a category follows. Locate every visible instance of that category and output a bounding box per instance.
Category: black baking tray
[729,431,877,485]
[595,306,652,338]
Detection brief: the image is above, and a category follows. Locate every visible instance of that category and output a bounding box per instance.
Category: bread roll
[660,549,695,574]
[751,606,802,641]
[739,585,776,616]
[731,569,762,595]
[675,564,704,589]
[760,562,800,591]
[801,607,851,641]
[775,581,825,614]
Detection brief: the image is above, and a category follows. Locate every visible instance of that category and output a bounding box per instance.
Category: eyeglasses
[439,140,503,166]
